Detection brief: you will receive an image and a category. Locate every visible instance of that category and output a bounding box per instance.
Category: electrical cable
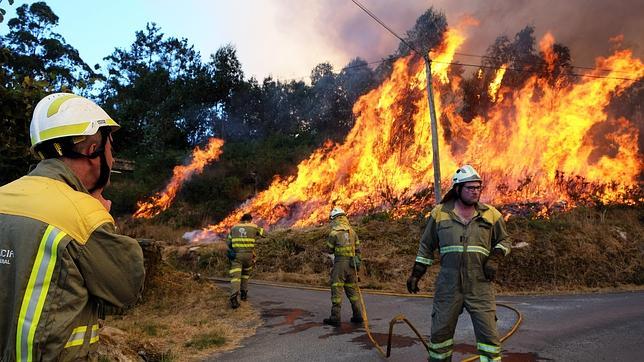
[348,0,641,81]
[453,51,633,74]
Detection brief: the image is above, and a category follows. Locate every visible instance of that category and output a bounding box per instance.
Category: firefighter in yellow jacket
[407,165,511,361]
[0,93,145,361]
[323,207,363,326]
[227,213,264,309]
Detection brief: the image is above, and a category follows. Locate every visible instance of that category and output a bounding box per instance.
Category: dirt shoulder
[97,242,261,362]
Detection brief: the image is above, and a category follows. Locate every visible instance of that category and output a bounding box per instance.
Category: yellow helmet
[30,93,119,158]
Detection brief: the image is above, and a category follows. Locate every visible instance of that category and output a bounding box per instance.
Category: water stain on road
[280,321,322,335]
[258,301,283,307]
[502,352,552,361]
[450,344,550,362]
[318,323,362,338]
[261,308,314,328]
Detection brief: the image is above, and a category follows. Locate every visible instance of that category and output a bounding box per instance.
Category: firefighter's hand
[351,255,361,271]
[484,249,503,281]
[406,275,420,294]
[407,262,428,293]
[91,189,111,212]
[483,261,497,281]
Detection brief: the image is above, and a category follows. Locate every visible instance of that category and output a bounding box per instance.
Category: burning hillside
[181,26,642,241]
[134,138,225,218]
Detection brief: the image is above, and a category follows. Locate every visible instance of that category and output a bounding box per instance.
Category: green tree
[398,7,448,56]
[0,2,95,184]
[2,2,98,90]
[99,23,216,155]
[0,0,15,23]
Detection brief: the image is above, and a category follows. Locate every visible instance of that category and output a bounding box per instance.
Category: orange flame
[188,29,643,242]
[134,138,224,218]
[488,65,507,102]
[539,32,557,73]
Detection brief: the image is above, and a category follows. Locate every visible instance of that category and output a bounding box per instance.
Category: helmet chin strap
[54,128,112,193]
[88,151,111,193]
[87,128,112,193]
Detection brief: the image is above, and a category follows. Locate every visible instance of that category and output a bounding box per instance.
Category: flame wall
[193,29,643,240]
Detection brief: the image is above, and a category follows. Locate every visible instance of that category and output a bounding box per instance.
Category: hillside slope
[167,206,643,294]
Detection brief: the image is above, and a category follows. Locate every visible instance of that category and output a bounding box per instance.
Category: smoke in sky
[278,0,643,72]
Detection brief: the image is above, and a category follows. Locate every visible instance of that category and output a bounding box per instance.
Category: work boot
[230,293,240,309]
[240,290,248,301]
[350,303,363,324]
[323,316,341,326]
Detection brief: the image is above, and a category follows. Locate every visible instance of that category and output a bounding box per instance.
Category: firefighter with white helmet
[407,165,511,361]
[0,93,145,361]
[323,206,363,326]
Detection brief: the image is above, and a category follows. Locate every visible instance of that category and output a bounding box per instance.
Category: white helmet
[30,93,119,157]
[330,207,346,219]
[451,164,482,186]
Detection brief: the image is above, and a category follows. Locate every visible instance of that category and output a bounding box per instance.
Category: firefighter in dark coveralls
[227,213,264,309]
[407,165,511,361]
[323,207,364,326]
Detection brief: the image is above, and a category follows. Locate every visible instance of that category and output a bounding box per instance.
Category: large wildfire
[175,25,641,242]
[134,138,225,218]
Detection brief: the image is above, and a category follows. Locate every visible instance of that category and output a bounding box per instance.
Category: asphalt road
[208,282,644,361]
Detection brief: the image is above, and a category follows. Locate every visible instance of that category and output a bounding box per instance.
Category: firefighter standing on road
[0,93,145,361]
[407,165,511,361]
[227,213,264,309]
[323,207,364,326]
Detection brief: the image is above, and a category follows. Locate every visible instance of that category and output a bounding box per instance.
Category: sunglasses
[463,185,483,191]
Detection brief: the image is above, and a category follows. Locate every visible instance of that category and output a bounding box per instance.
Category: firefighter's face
[458,181,482,206]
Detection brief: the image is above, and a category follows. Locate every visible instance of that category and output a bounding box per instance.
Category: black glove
[484,249,504,281]
[406,262,428,294]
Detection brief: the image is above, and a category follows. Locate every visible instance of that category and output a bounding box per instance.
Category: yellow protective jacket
[227,222,264,253]
[415,199,511,270]
[0,159,145,362]
[326,215,360,258]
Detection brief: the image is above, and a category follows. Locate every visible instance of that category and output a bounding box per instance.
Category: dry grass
[98,258,261,362]
[165,205,643,294]
[116,217,192,244]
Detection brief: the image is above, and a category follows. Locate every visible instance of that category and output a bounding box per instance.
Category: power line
[347,0,640,82]
[340,56,401,71]
[433,60,639,81]
[350,0,420,55]
[337,52,639,82]
[453,51,633,75]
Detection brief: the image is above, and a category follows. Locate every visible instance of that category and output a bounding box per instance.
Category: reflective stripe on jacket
[0,159,145,361]
[415,200,511,268]
[227,223,264,252]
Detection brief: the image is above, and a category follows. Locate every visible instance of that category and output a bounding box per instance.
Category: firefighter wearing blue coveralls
[323,207,363,326]
[407,165,511,361]
[227,213,264,309]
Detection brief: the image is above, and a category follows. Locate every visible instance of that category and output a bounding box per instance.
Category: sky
[1,0,642,82]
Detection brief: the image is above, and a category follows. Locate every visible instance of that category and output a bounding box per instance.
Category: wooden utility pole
[423,54,442,203]
[350,0,443,202]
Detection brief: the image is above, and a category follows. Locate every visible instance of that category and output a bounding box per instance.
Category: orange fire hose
[351,260,523,360]
[213,258,522,361]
